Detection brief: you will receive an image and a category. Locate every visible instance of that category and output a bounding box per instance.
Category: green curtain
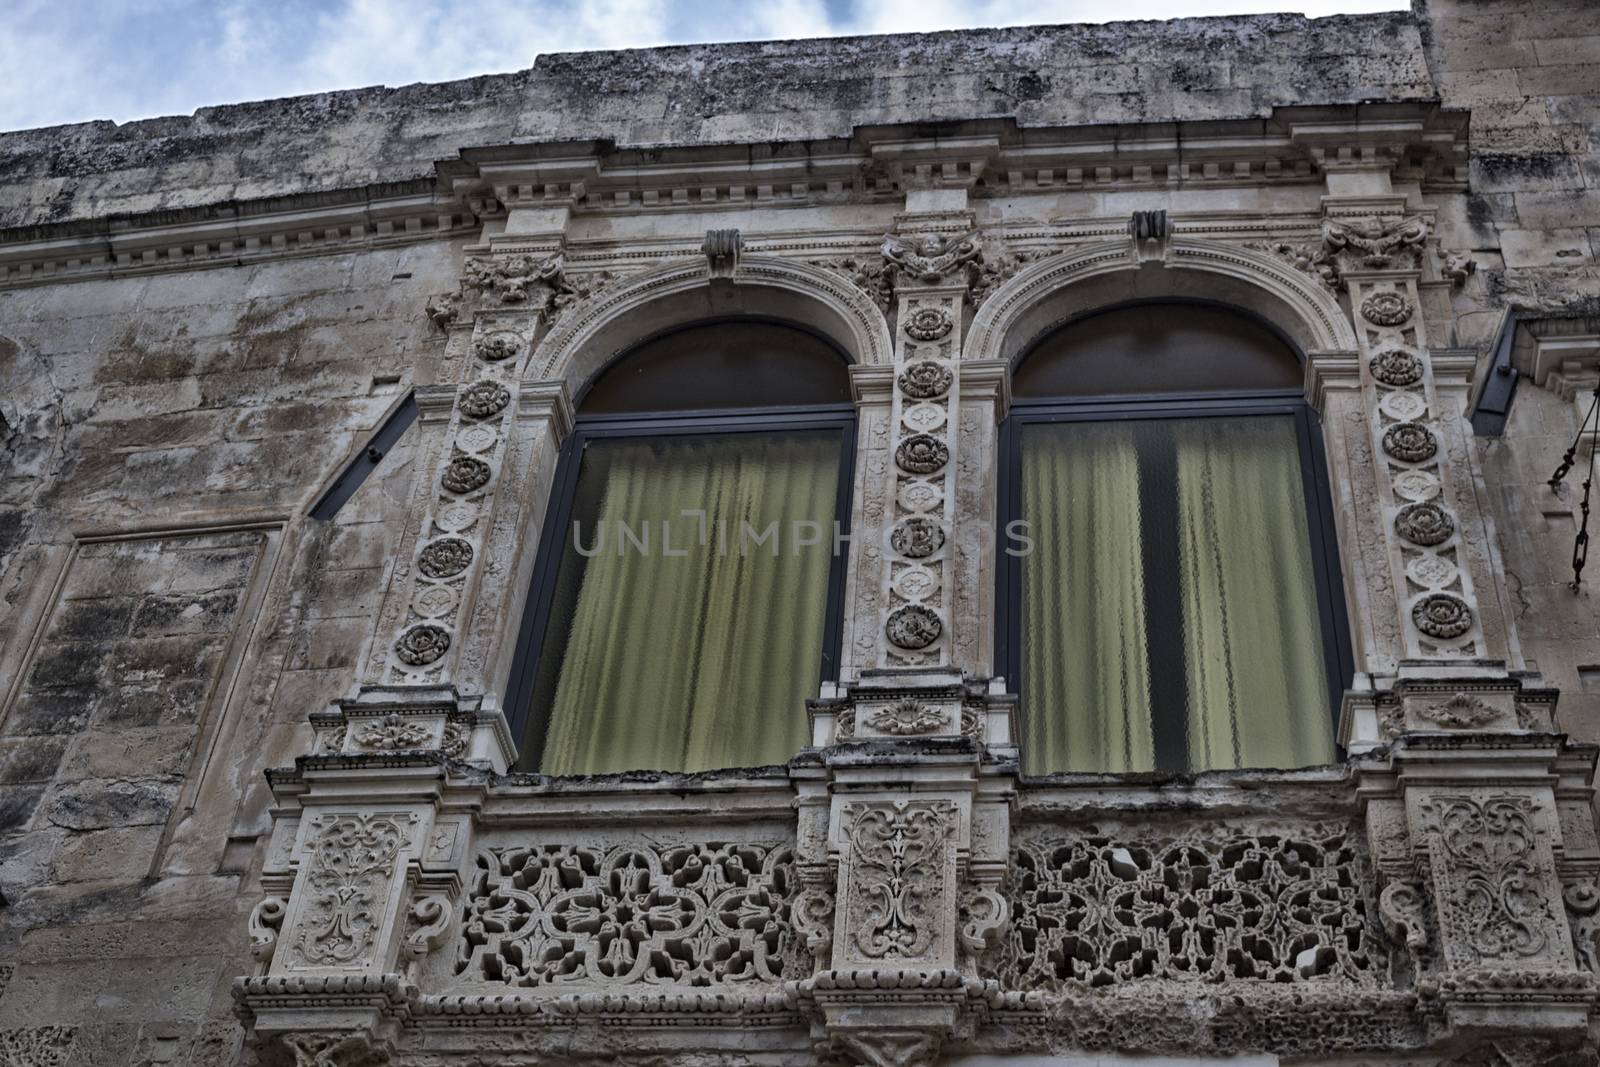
[1174,418,1333,769]
[1021,422,1153,773]
[1020,415,1333,775]
[537,431,839,775]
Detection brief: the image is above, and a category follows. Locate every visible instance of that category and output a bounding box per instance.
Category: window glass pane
[580,321,851,413]
[523,429,842,774]
[1020,414,1333,774]
[1015,304,1302,398]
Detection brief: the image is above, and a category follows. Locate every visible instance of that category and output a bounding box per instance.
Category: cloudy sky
[2,0,1407,133]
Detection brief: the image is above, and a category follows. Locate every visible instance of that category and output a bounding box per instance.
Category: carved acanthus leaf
[1415,692,1499,729]
[867,698,945,735]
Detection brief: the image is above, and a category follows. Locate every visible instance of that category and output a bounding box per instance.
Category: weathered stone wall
[0,5,1597,1065]
[1421,0,1600,739]
[0,12,1430,228]
[0,246,445,1064]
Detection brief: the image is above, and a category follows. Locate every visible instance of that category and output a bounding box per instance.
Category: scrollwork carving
[881,230,981,282]
[403,894,453,965]
[1322,215,1428,273]
[1415,693,1499,728]
[1565,880,1600,973]
[291,815,407,969]
[281,1032,391,1067]
[456,841,802,986]
[992,825,1383,988]
[867,698,945,735]
[353,713,431,749]
[249,896,287,963]
[843,800,956,960]
[1378,881,1429,967]
[1422,795,1553,963]
[959,886,1010,955]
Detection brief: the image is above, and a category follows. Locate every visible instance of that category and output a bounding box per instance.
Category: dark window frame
[504,402,859,771]
[995,388,1356,769]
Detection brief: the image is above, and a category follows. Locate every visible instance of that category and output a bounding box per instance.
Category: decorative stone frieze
[992,822,1384,988]
[456,841,803,986]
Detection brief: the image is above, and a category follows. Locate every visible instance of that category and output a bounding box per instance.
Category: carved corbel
[249,896,288,964]
[881,230,981,284]
[1130,208,1170,263]
[280,1031,392,1067]
[703,228,742,286]
[400,894,453,977]
[831,1030,942,1067]
[1378,880,1430,969]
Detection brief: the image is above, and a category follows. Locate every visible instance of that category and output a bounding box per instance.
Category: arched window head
[1014,302,1303,399]
[578,319,851,413]
[1000,301,1351,777]
[508,317,855,775]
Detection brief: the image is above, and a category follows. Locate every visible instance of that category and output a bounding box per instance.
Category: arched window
[997,301,1352,775]
[507,319,856,774]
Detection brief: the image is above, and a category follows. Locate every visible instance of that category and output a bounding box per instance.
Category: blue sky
[2,0,1408,133]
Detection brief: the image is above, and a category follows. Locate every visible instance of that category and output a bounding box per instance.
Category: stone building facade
[2,1,1599,1063]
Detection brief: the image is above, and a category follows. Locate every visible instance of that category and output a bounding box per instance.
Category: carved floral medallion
[890,517,945,558]
[895,434,949,475]
[396,624,451,666]
[886,604,942,649]
[459,379,511,419]
[354,713,431,750]
[1395,501,1455,546]
[417,536,473,579]
[1360,290,1413,327]
[475,332,521,362]
[905,306,953,341]
[898,360,953,399]
[1383,422,1437,463]
[441,456,491,494]
[1371,349,1423,387]
[1412,593,1473,639]
[867,698,945,735]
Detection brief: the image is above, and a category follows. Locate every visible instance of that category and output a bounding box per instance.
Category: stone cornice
[0,104,1468,291]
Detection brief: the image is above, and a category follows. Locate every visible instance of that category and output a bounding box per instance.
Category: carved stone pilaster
[1356,732,1600,1048]
[795,667,1017,1067]
[877,220,975,669]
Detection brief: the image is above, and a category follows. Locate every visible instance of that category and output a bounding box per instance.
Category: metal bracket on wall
[309,392,419,520]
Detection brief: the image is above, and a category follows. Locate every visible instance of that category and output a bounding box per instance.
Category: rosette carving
[1370,350,1423,387]
[1360,291,1413,327]
[1412,593,1472,639]
[1383,422,1437,463]
[1395,502,1455,546]
[890,517,945,558]
[886,604,942,649]
[417,537,473,579]
[895,434,948,474]
[904,306,953,341]
[459,380,510,419]
[475,332,520,362]
[396,624,451,665]
[441,456,491,494]
[898,360,953,399]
